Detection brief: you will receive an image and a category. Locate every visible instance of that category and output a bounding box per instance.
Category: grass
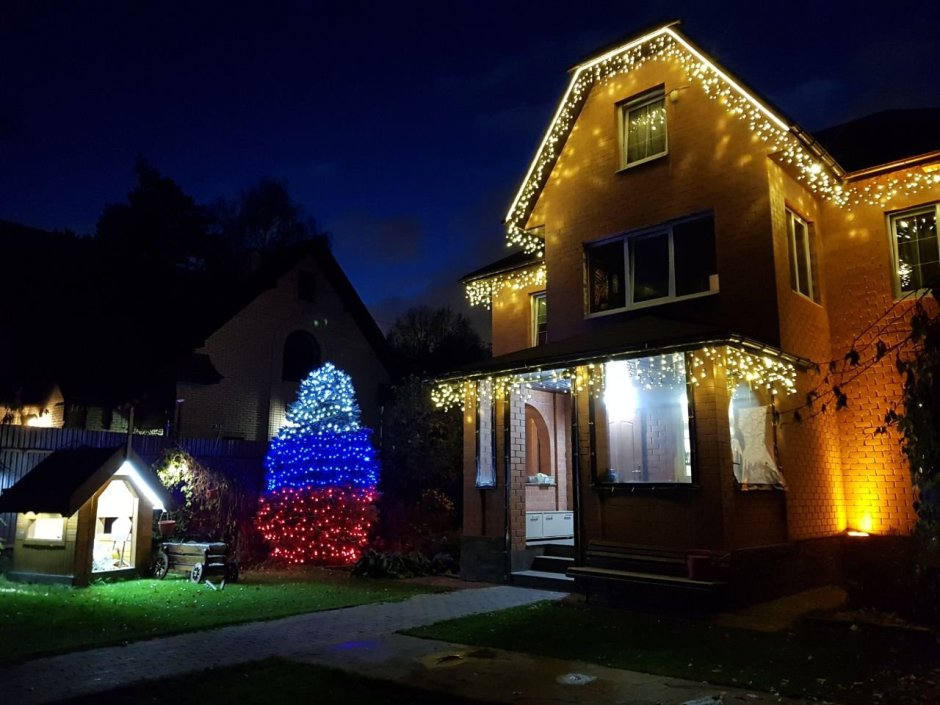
[0,568,439,664]
[58,658,490,705]
[405,599,939,705]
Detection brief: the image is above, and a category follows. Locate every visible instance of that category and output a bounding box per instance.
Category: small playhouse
[0,445,172,585]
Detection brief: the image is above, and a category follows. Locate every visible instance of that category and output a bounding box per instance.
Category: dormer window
[531,292,547,346]
[619,88,667,168]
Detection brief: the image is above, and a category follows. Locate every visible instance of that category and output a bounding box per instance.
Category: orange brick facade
[455,30,936,584]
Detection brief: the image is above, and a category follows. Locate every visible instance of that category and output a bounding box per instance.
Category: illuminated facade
[444,22,938,594]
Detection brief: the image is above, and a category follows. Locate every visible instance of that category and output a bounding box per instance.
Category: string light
[500,24,938,258]
[464,263,547,308]
[256,362,380,565]
[432,346,797,411]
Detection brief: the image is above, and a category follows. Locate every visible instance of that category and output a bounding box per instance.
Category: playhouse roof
[0,446,172,515]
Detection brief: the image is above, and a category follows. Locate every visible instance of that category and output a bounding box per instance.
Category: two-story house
[436,22,939,600]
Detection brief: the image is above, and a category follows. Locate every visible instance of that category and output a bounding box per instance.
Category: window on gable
[586,214,717,314]
[531,292,547,346]
[890,205,940,295]
[786,209,819,302]
[620,89,667,168]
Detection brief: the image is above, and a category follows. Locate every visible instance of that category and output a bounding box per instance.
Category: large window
[531,292,547,346]
[619,89,667,167]
[728,384,785,489]
[598,354,692,485]
[586,214,717,313]
[890,205,939,294]
[787,209,818,302]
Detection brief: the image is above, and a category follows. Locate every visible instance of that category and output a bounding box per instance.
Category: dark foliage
[386,306,489,377]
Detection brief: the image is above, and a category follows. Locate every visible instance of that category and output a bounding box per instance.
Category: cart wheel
[190,562,204,583]
[153,550,169,579]
[225,561,240,583]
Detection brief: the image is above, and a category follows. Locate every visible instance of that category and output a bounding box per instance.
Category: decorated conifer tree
[255,362,379,564]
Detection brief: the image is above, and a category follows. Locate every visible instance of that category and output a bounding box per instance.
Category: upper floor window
[890,205,939,295]
[531,292,547,346]
[586,214,717,314]
[619,89,667,168]
[786,209,818,302]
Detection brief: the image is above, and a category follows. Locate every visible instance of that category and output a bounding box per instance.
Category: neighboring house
[438,21,940,598]
[174,240,392,441]
[0,229,392,443]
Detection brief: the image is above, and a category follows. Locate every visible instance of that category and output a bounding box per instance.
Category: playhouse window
[598,354,693,484]
[25,515,66,545]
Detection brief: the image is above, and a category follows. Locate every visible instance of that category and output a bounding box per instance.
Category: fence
[0,425,267,547]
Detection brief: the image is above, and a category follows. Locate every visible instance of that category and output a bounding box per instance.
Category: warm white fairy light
[464,263,547,308]
[432,345,798,411]
[503,25,939,253]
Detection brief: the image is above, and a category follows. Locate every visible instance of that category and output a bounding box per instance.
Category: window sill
[593,482,699,493]
[23,539,67,548]
[616,151,668,172]
[586,288,719,318]
[526,479,556,487]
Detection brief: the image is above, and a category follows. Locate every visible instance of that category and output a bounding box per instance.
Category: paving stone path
[1,586,561,704]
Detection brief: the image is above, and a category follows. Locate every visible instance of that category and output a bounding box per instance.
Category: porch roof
[0,446,173,516]
[437,315,804,381]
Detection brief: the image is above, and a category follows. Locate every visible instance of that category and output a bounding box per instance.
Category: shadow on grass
[57,658,491,705]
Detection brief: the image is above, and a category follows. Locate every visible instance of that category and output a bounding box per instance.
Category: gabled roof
[460,249,543,283]
[0,446,172,515]
[814,108,940,174]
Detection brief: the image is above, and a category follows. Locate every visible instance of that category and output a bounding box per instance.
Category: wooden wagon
[152,541,239,583]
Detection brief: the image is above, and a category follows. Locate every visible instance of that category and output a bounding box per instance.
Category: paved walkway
[1,585,816,705]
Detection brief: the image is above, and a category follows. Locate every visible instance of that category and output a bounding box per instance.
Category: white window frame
[586,214,718,316]
[618,88,668,169]
[531,292,547,347]
[889,203,940,298]
[786,209,818,302]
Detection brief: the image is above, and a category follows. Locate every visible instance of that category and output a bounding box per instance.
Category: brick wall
[491,281,543,356]
[527,57,781,348]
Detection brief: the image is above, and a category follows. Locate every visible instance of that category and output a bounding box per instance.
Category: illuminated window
[729,384,785,489]
[619,89,667,167]
[586,214,717,313]
[531,292,547,346]
[26,515,66,544]
[597,355,692,484]
[787,209,818,302]
[890,205,939,295]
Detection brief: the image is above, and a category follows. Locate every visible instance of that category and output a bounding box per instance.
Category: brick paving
[0,586,561,704]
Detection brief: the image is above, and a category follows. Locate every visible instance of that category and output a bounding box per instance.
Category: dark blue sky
[3,1,939,332]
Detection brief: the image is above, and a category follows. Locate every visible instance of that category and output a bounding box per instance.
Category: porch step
[542,543,575,559]
[511,569,576,592]
[566,566,727,611]
[531,554,575,574]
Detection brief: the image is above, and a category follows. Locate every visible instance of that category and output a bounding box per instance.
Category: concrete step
[531,554,574,574]
[510,570,576,592]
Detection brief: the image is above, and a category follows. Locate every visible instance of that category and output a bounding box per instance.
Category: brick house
[437,22,940,599]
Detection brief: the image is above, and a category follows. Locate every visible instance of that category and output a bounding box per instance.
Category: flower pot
[158,520,177,537]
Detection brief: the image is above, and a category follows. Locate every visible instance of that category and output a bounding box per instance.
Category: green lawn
[0,569,438,664]
[59,658,490,705]
[405,600,938,705]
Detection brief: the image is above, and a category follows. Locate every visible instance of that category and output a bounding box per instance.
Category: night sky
[3,1,939,333]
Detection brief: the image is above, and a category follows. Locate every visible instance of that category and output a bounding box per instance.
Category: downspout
[571,388,584,566]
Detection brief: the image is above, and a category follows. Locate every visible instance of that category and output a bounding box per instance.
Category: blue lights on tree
[256,362,380,564]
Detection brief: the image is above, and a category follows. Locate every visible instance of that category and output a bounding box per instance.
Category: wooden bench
[567,541,727,609]
[152,542,238,584]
